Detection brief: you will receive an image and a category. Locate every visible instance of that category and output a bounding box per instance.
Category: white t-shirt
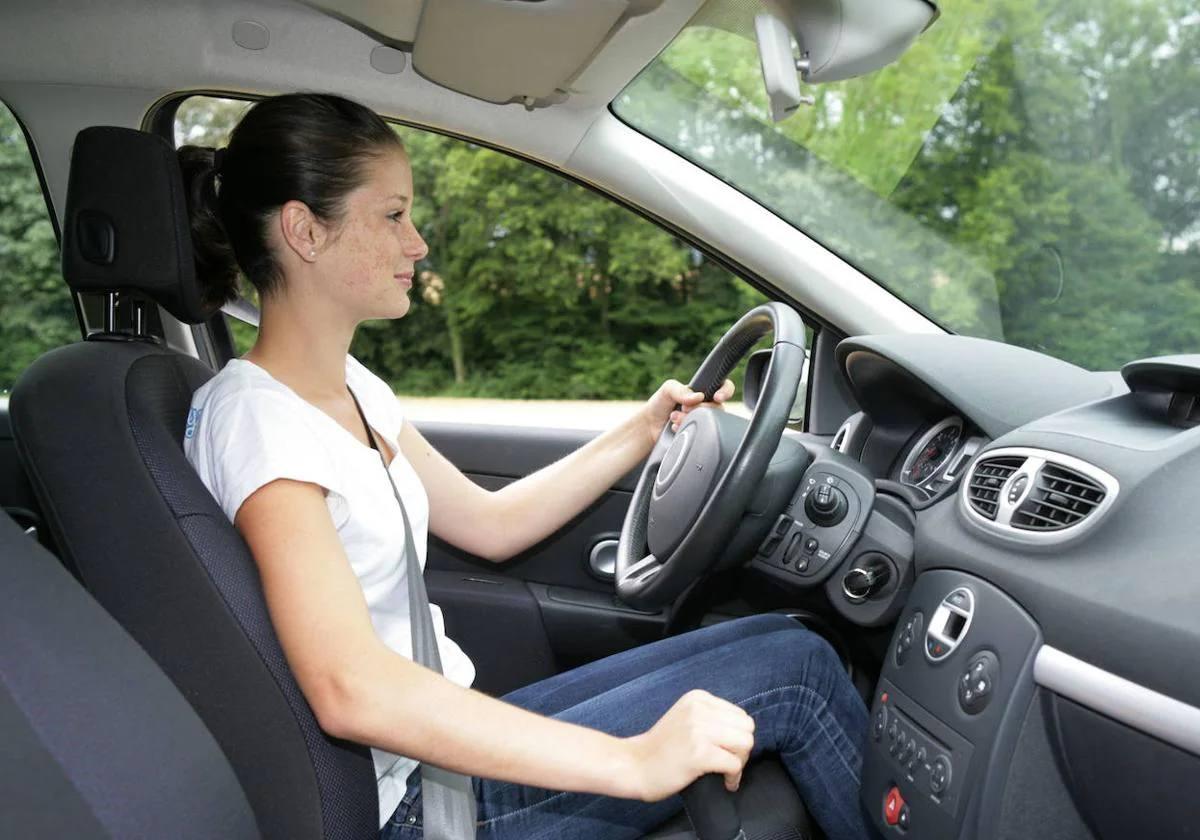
[183,354,476,829]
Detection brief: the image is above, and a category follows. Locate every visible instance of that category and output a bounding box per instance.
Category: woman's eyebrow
[385,193,410,204]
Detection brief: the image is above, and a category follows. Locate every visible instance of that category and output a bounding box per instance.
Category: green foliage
[617,0,1200,371]
[0,104,77,393]
[344,129,770,399]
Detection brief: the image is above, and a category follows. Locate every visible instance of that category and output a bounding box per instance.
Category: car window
[175,96,805,428]
[615,0,1200,372]
[0,101,78,395]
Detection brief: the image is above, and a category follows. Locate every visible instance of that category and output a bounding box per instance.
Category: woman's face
[317,148,428,321]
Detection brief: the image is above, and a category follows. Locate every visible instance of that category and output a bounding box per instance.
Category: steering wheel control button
[925,587,975,663]
[884,787,905,826]
[958,651,999,714]
[930,757,952,795]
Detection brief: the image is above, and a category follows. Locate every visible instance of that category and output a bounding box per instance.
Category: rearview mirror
[755,0,939,121]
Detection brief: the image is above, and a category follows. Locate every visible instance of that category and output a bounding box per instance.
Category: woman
[181,93,871,840]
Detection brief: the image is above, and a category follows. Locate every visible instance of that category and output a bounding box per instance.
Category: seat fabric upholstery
[11,340,378,840]
[0,510,259,839]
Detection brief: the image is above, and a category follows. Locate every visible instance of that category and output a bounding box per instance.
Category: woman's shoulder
[186,359,323,454]
[191,358,293,413]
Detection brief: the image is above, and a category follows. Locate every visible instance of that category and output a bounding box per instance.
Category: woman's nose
[404,224,429,261]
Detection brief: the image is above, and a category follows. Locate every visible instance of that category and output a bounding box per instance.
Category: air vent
[831,426,848,451]
[966,456,1024,520]
[1011,464,1106,531]
[960,447,1119,544]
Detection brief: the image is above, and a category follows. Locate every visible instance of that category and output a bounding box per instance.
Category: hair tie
[212,147,228,177]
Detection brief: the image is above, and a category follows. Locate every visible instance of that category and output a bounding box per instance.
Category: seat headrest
[62,126,218,324]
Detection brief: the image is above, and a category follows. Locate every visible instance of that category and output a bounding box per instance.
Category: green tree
[0,104,77,393]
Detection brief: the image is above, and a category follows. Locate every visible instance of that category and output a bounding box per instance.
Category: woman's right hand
[623,689,756,801]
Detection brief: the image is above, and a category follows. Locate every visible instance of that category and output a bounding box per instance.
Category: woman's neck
[242,292,357,403]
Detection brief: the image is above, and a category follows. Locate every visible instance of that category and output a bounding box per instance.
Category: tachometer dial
[901,417,963,487]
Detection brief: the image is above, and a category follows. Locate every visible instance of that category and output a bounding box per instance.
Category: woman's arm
[234,478,754,799]
[402,379,733,563]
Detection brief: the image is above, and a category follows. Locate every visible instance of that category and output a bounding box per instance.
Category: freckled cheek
[337,227,392,290]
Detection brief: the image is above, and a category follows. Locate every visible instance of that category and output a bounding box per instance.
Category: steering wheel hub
[649,411,723,558]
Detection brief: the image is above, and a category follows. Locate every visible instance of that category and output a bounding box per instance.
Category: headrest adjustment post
[104,291,119,334]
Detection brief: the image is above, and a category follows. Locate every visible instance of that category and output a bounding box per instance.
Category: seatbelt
[349,388,477,840]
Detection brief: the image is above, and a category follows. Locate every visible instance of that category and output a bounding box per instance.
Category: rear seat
[0,511,259,839]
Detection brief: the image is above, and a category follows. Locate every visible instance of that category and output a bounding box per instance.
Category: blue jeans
[379,613,873,840]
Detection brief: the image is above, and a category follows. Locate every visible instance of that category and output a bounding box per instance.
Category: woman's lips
[395,271,414,287]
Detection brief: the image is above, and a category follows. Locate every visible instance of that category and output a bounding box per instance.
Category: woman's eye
[388,210,405,223]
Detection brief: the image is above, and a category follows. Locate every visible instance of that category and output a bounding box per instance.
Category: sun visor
[411,0,641,107]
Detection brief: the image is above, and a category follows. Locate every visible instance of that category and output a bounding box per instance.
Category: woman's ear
[278,199,326,262]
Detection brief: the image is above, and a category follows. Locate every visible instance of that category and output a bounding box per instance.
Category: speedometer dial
[901,417,964,487]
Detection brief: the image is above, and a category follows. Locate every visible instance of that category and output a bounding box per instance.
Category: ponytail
[178,145,241,308]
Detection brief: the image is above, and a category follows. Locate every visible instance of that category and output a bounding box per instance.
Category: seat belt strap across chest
[349,388,477,839]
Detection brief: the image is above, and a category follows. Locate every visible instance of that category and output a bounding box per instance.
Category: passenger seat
[0,510,259,838]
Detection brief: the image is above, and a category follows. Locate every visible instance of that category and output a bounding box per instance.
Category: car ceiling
[0,0,696,167]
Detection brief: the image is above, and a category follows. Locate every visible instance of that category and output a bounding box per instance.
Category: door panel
[417,420,669,694]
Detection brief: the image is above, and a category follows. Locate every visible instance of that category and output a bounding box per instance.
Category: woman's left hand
[641,378,736,448]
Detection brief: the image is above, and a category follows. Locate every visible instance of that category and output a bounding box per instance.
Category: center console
[861,570,1042,839]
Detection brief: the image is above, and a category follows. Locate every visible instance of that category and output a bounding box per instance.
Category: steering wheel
[615,302,807,611]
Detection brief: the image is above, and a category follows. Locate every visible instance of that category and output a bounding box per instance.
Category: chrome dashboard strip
[1034,645,1200,758]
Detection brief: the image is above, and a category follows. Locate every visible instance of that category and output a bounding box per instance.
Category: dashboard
[747,334,1200,840]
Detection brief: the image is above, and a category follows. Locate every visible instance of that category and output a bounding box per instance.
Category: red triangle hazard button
[884,786,905,826]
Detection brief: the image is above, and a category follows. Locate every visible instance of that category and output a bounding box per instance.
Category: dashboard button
[959,652,999,714]
[898,805,911,831]
[884,787,905,826]
[872,708,887,741]
[758,534,782,556]
[930,756,952,795]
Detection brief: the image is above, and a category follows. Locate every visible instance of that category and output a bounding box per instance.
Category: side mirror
[755,0,939,121]
[743,348,809,424]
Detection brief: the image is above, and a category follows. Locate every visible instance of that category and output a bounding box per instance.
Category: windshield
[614,0,1199,371]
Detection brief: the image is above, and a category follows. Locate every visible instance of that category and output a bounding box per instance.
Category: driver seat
[11,125,818,840]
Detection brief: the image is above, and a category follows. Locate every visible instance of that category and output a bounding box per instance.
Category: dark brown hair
[179,92,404,307]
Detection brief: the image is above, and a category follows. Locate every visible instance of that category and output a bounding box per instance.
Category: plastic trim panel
[1034,645,1200,758]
